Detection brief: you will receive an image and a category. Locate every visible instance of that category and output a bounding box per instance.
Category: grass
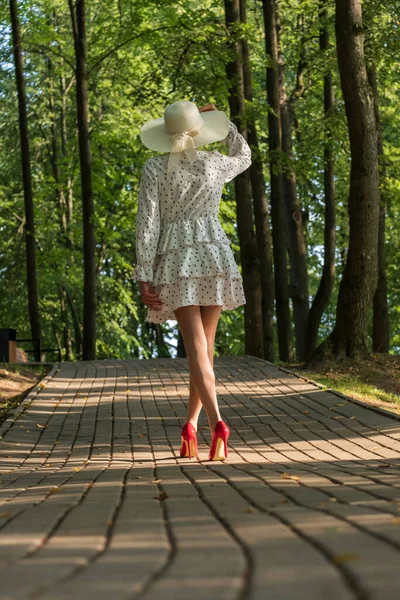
[289,354,400,415]
[0,363,52,426]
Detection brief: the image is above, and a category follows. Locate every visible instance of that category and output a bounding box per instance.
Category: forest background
[0,0,399,366]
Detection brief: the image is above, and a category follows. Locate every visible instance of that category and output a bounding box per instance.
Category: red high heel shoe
[209,420,230,461]
[180,423,198,458]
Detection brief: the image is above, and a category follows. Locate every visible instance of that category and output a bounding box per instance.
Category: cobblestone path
[0,355,400,600]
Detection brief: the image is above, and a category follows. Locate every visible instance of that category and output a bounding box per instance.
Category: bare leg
[174,304,223,434]
[186,304,222,431]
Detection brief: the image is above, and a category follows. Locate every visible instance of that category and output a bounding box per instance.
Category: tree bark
[327,0,380,359]
[306,5,336,359]
[224,0,264,358]
[60,72,74,235]
[260,0,293,362]
[10,0,41,355]
[239,0,275,362]
[278,15,309,361]
[64,286,83,359]
[368,64,389,353]
[69,0,97,360]
[58,286,72,361]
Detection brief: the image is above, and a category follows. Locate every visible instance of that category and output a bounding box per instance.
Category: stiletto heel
[209,420,230,461]
[180,423,198,458]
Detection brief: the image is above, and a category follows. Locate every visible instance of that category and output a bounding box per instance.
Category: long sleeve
[221,120,252,183]
[132,159,160,283]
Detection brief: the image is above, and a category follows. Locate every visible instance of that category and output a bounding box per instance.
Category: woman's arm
[198,103,252,182]
[222,120,252,183]
[132,159,160,283]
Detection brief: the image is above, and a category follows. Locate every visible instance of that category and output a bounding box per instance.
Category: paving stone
[0,356,399,599]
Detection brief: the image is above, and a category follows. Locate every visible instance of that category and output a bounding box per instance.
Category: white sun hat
[140,100,230,172]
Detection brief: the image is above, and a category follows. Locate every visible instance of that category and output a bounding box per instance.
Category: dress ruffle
[157,214,231,254]
[152,242,241,285]
[137,213,246,323]
[147,275,246,323]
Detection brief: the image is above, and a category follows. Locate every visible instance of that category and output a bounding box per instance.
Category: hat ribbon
[167,125,201,172]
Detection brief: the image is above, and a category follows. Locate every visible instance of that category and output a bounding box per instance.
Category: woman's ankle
[208,415,222,434]
[186,418,198,431]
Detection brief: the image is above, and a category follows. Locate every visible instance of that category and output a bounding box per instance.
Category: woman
[133,100,251,460]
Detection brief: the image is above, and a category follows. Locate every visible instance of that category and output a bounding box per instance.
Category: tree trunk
[177,329,186,358]
[155,325,171,358]
[59,286,72,361]
[47,57,69,243]
[60,73,74,236]
[224,0,264,358]
[306,5,336,359]
[64,286,83,359]
[10,0,41,355]
[278,16,309,362]
[260,0,293,362]
[368,64,389,353]
[239,0,275,362]
[69,0,97,360]
[327,0,380,359]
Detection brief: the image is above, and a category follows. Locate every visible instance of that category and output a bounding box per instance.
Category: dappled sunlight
[0,357,400,598]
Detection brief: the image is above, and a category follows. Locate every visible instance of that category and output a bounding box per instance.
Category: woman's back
[133,118,252,324]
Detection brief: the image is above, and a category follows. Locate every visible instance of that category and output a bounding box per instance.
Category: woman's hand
[198,103,218,112]
[139,281,164,311]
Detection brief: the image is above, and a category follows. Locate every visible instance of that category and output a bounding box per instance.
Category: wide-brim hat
[140,100,230,153]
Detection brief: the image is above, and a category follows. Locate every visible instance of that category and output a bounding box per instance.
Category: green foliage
[0,0,399,359]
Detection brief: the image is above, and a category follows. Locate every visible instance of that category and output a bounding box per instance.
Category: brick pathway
[0,355,400,599]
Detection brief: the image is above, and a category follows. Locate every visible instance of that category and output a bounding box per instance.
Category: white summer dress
[132,119,252,324]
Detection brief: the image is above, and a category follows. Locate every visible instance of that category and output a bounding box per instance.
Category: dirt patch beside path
[0,363,52,425]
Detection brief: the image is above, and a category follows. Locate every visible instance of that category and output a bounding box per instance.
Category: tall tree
[327,0,380,358]
[69,0,96,360]
[224,0,264,358]
[9,0,41,359]
[239,0,275,361]
[368,64,390,353]
[278,14,309,361]
[260,0,293,362]
[306,3,336,359]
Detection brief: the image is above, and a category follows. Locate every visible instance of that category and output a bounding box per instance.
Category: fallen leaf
[392,517,400,524]
[36,423,46,429]
[154,491,168,501]
[0,512,11,518]
[333,553,360,564]
[244,507,258,514]
[280,473,300,482]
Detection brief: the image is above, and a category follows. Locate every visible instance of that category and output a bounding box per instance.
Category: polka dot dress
[132,120,252,323]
